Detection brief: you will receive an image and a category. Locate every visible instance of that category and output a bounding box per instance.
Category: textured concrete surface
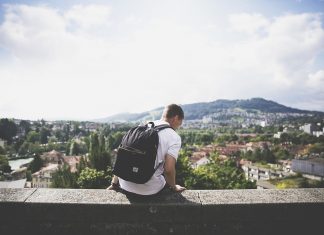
[0,188,36,202]
[1,188,324,234]
[198,188,324,205]
[25,188,126,204]
[2,188,323,205]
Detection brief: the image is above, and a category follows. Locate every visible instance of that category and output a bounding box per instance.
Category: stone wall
[1,188,324,234]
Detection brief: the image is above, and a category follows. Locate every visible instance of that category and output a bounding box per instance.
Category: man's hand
[107,175,119,190]
[171,184,186,193]
[106,185,116,190]
[106,182,119,190]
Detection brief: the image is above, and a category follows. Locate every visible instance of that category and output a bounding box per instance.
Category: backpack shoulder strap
[154,124,174,132]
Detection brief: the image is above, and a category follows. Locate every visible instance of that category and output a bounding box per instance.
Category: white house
[32,164,59,188]
[192,156,210,169]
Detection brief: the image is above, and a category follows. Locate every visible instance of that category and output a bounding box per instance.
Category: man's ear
[175,115,181,122]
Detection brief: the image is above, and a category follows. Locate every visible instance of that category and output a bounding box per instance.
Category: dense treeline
[178,130,215,146]
[176,150,256,189]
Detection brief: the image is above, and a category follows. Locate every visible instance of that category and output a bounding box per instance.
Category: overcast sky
[0,0,324,120]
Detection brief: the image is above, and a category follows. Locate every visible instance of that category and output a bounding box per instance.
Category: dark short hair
[162,104,184,119]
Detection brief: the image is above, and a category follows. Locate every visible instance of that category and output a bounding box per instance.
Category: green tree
[18,141,43,156]
[0,155,11,173]
[28,154,44,173]
[99,134,112,170]
[244,146,276,164]
[107,131,124,150]
[262,145,276,163]
[309,143,324,154]
[77,167,110,189]
[70,141,81,155]
[0,118,17,144]
[89,133,100,169]
[254,125,263,134]
[83,136,90,151]
[26,170,32,181]
[51,164,78,188]
[77,156,89,172]
[19,120,31,135]
[187,158,256,190]
[278,126,284,132]
[99,133,106,153]
[18,141,29,155]
[89,133,112,171]
[54,129,65,142]
[0,146,5,155]
[198,132,214,145]
[273,146,291,160]
[72,122,81,136]
[27,131,40,144]
[40,127,51,144]
[65,140,72,155]
[176,149,194,187]
[215,134,238,145]
[62,124,71,141]
[252,148,262,162]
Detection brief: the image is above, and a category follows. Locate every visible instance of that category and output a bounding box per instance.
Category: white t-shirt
[119,120,181,195]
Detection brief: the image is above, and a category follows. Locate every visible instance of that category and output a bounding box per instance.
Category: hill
[94,98,323,123]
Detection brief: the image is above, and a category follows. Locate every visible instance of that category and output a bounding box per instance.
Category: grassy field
[270,175,324,189]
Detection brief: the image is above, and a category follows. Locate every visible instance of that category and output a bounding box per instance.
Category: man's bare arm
[164,154,186,192]
[106,175,119,190]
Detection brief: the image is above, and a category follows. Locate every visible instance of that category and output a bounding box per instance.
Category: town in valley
[1,99,324,190]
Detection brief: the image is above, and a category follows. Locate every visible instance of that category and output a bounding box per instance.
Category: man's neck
[161,118,170,125]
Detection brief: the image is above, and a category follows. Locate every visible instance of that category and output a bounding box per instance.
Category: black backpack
[112,122,172,184]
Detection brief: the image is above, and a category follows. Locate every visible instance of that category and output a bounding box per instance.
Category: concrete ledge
[1,188,323,234]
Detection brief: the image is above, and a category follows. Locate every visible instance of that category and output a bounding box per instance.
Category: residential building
[242,163,290,182]
[278,160,292,173]
[31,152,82,188]
[313,131,324,137]
[245,142,271,152]
[190,151,208,167]
[292,158,324,180]
[260,120,267,127]
[192,156,210,169]
[32,164,59,188]
[202,116,213,124]
[40,150,65,165]
[62,156,82,173]
[300,123,316,135]
[11,167,27,180]
[273,132,282,139]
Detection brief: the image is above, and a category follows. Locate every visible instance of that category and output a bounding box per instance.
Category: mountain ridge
[94,98,324,123]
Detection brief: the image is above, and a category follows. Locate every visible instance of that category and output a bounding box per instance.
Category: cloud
[229,13,270,34]
[0,4,115,119]
[228,13,324,88]
[0,4,324,119]
[226,12,324,111]
[0,4,112,62]
[307,70,324,88]
[65,4,111,31]
[0,4,66,60]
